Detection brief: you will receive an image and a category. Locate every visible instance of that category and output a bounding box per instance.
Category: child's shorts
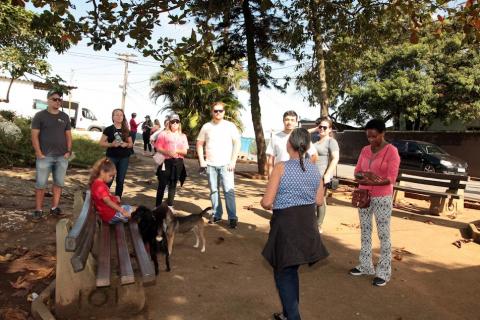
[109,205,132,224]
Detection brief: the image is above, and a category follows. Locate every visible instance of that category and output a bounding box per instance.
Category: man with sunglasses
[31,89,72,220]
[197,102,240,229]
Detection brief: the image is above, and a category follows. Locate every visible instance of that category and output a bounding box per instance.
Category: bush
[70,135,105,168]
[0,114,105,168]
[0,116,35,167]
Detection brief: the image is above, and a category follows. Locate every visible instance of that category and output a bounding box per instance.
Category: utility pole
[116,53,137,111]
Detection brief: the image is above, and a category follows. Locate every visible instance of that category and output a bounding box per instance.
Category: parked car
[391,140,468,175]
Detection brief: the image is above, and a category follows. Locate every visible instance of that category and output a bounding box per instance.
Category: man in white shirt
[197,102,241,229]
[266,110,316,177]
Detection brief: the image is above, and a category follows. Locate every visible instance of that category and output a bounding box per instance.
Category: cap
[169,113,180,121]
[47,89,63,98]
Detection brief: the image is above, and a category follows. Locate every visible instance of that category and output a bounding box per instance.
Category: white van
[32,99,104,131]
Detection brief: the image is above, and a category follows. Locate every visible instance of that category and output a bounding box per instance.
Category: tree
[190,0,289,175]
[338,32,480,129]
[150,49,245,140]
[0,2,50,102]
[0,2,71,102]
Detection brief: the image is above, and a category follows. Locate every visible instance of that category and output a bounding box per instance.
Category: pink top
[154,131,189,159]
[354,144,400,197]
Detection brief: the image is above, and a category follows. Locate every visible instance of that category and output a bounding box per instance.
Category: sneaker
[273,313,287,320]
[208,217,222,224]
[372,277,387,287]
[228,219,237,229]
[349,267,363,276]
[50,207,66,217]
[32,210,43,221]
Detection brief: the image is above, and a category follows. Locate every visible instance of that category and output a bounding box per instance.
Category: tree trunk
[0,77,15,103]
[309,0,329,117]
[242,0,267,175]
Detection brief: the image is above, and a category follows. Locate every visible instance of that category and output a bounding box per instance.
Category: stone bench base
[55,219,145,319]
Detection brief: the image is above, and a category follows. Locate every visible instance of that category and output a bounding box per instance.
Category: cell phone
[354,172,364,179]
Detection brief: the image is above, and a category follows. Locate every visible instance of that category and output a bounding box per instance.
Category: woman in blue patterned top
[261,128,329,320]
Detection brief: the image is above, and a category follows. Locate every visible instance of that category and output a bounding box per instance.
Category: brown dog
[164,206,212,255]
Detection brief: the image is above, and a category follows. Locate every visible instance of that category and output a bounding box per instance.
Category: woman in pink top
[154,113,189,207]
[349,119,400,287]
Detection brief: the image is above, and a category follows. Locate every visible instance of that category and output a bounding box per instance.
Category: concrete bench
[393,169,468,215]
[55,191,155,319]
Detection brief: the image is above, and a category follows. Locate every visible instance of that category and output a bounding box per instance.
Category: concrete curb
[31,279,55,320]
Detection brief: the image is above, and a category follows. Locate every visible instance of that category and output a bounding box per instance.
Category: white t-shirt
[266,130,316,164]
[197,120,240,166]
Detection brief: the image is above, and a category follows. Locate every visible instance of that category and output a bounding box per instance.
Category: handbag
[351,189,371,208]
[153,152,165,166]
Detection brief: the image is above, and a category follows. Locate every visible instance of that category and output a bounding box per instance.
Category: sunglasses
[50,98,63,102]
[213,109,224,113]
[170,120,180,124]
[318,125,329,130]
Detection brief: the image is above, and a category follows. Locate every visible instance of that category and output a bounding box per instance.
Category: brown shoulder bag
[351,189,371,208]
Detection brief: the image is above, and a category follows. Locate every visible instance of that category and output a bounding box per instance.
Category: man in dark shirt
[31,89,72,220]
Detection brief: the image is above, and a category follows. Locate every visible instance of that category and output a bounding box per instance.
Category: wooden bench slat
[394,186,461,199]
[396,176,467,189]
[115,224,135,285]
[128,221,156,285]
[65,191,92,252]
[96,221,111,287]
[70,210,96,272]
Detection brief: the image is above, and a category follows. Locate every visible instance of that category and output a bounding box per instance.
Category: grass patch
[70,135,105,168]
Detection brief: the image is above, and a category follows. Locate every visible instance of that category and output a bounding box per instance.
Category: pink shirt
[354,144,400,197]
[154,131,189,159]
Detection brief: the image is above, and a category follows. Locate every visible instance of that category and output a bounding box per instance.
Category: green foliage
[0,116,35,168]
[0,2,68,102]
[0,114,104,168]
[70,135,105,168]
[150,50,245,140]
[0,3,50,77]
[339,33,480,129]
[0,110,16,122]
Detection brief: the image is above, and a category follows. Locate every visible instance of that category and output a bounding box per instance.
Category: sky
[31,4,323,138]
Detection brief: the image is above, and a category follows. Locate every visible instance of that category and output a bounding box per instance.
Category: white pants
[356,195,392,281]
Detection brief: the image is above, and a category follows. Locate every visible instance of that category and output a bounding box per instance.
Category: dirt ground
[1,153,480,320]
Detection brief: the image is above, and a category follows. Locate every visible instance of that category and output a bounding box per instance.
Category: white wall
[0,78,47,118]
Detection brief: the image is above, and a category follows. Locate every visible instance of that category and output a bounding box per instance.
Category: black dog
[131,203,171,273]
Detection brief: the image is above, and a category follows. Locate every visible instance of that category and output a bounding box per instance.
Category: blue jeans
[107,156,129,198]
[274,265,301,320]
[109,205,132,224]
[207,165,237,221]
[35,156,69,189]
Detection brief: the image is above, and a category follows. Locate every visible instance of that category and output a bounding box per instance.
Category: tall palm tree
[150,51,245,140]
